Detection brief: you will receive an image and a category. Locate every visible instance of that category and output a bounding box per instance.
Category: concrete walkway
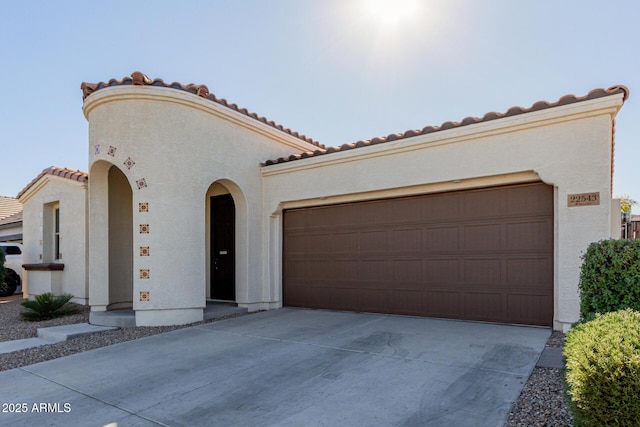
[0,308,550,427]
[0,302,248,354]
[536,346,564,369]
[0,323,118,354]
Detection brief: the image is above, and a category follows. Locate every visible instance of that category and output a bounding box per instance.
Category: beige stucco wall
[83,82,624,331]
[18,176,88,304]
[84,85,320,326]
[262,94,625,332]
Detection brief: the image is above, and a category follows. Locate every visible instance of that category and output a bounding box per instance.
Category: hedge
[578,239,640,320]
[564,309,640,426]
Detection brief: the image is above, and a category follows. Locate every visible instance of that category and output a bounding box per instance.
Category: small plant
[578,239,640,320]
[20,293,79,321]
[564,309,640,426]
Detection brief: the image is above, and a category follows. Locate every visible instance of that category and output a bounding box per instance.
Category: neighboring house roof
[0,210,22,227]
[81,71,325,150]
[17,166,88,200]
[0,196,22,221]
[263,85,629,166]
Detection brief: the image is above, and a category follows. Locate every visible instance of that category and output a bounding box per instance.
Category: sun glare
[363,0,420,28]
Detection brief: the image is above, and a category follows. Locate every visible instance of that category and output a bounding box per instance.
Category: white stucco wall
[84,85,320,326]
[19,176,88,304]
[262,94,625,331]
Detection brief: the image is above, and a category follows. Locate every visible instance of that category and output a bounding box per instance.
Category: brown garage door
[283,182,553,327]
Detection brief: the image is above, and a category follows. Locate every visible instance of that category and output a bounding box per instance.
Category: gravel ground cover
[505,331,573,426]
[1,294,573,426]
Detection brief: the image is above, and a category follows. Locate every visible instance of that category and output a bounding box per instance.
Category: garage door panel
[358,260,391,282]
[424,291,461,317]
[507,257,553,286]
[305,233,341,254]
[387,289,422,315]
[463,292,504,322]
[463,224,503,251]
[283,182,553,326]
[424,193,462,221]
[463,190,506,219]
[334,232,359,253]
[506,185,554,215]
[333,287,364,311]
[284,234,307,254]
[359,230,388,252]
[284,210,307,230]
[506,220,553,250]
[425,259,460,284]
[330,261,359,281]
[390,228,422,253]
[308,204,357,227]
[388,198,424,223]
[285,260,309,280]
[507,294,553,325]
[423,226,460,252]
[360,288,391,312]
[464,258,503,284]
[393,259,423,283]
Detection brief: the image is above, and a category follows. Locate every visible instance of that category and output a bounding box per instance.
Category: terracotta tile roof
[81,72,325,149]
[263,85,629,166]
[0,196,22,221]
[17,166,88,200]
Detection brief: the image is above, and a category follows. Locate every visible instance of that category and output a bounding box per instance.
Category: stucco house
[80,72,627,331]
[17,166,89,304]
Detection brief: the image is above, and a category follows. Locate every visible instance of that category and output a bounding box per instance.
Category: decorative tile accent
[139,291,150,302]
[107,145,117,157]
[123,157,136,170]
[140,269,150,279]
[136,178,147,189]
[94,144,101,155]
[139,202,149,213]
[140,246,150,256]
[139,224,150,234]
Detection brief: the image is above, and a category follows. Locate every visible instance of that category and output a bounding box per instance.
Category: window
[3,246,22,255]
[55,207,61,259]
[43,202,60,262]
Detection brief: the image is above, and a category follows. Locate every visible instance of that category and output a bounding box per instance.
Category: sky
[1,0,639,211]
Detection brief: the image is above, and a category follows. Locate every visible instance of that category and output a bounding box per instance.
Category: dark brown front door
[283,182,554,327]
[211,194,235,300]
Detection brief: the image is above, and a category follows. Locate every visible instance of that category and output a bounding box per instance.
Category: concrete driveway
[0,308,549,427]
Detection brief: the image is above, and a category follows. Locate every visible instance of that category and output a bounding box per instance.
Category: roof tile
[81,72,325,149]
[262,85,629,166]
[17,166,88,200]
[0,196,22,221]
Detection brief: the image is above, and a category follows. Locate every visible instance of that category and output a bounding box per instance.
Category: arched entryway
[88,161,134,313]
[210,194,235,300]
[107,166,133,309]
[205,181,247,303]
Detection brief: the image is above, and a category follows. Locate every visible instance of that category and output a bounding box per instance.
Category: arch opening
[107,166,134,309]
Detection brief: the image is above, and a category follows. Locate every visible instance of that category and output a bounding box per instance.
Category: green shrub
[564,309,640,426]
[20,293,79,321]
[578,239,640,320]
